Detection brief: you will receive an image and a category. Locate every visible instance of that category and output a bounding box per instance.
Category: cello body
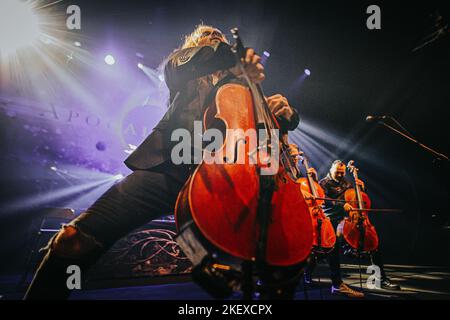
[175,83,313,266]
[342,162,379,253]
[298,177,336,253]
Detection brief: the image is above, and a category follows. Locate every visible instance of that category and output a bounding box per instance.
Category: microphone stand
[376,118,449,162]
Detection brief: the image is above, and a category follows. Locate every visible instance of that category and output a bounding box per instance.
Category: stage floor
[1,264,449,300]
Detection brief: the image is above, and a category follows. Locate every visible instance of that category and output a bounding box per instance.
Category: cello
[174,27,313,284]
[342,160,379,253]
[296,149,336,254]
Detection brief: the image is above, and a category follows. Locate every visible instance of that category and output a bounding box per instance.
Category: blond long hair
[181,23,229,49]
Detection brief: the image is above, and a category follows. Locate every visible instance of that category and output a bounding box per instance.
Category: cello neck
[352,169,364,210]
[302,154,319,198]
[230,28,300,178]
[230,28,278,130]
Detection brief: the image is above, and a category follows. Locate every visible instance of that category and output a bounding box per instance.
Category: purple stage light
[261,51,271,65]
[304,68,311,76]
[104,54,115,65]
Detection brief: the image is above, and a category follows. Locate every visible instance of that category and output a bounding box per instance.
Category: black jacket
[319,174,353,219]
[125,42,300,171]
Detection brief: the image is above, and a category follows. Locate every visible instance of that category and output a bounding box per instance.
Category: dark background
[1,0,449,275]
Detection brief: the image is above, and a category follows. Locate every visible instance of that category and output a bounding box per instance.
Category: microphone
[366,115,387,122]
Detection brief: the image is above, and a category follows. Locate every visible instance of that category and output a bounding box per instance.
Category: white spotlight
[137,63,144,69]
[0,0,41,57]
[113,174,125,180]
[104,54,115,65]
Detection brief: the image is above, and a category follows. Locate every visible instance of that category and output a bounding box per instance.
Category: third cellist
[312,160,401,291]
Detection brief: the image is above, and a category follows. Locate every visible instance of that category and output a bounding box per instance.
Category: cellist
[288,146,364,297]
[313,160,400,291]
[25,24,302,300]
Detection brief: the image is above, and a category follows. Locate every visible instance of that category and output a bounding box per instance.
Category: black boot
[370,249,400,291]
[24,245,104,300]
[380,278,401,290]
[24,249,79,300]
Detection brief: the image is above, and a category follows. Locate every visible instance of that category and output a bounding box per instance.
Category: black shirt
[319,173,353,220]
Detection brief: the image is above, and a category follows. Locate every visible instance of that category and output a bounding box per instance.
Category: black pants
[25,162,301,300]
[24,162,191,300]
[305,217,388,287]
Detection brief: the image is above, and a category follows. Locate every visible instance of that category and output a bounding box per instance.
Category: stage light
[50,166,57,171]
[74,41,81,47]
[4,174,122,213]
[261,51,271,65]
[124,143,137,154]
[0,1,106,117]
[304,69,311,76]
[104,54,116,65]
[113,174,125,180]
[137,63,166,84]
[0,0,41,57]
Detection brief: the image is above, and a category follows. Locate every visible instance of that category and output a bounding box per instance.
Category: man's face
[197,28,226,46]
[289,144,301,166]
[330,163,346,181]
